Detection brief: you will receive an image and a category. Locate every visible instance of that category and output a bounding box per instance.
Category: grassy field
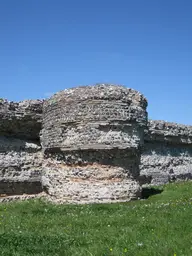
[0,182,192,256]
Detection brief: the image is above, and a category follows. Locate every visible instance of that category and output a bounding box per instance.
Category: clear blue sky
[0,1,191,125]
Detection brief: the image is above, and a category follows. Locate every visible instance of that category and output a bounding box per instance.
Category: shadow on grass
[141,187,163,199]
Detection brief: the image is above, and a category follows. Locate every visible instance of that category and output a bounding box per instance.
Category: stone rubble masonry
[0,99,43,140]
[140,120,192,185]
[0,99,43,197]
[0,84,192,203]
[145,120,192,145]
[41,84,148,203]
[41,84,147,151]
[0,136,43,196]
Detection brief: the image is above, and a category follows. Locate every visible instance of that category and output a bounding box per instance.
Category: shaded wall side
[0,99,43,196]
[0,100,43,140]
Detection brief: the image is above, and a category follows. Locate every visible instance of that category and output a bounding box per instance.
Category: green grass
[0,182,192,256]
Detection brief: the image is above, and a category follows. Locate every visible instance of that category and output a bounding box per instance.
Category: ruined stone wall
[41,84,148,203]
[140,120,192,185]
[0,99,43,140]
[0,85,192,203]
[0,100,43,197]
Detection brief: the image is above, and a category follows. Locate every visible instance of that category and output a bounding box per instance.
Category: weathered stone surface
[0,136,43,195]
[1,85,192,202]
[0,99,43,196]
[42,149,141,203]
[42,84,147,151]
[0,193,46,203]
[140,120,192,185]
[41,84,148,203]
[145,120,192,144]
[0,99,43,140]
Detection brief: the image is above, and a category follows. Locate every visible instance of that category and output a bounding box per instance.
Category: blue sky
[0,0,191,124]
